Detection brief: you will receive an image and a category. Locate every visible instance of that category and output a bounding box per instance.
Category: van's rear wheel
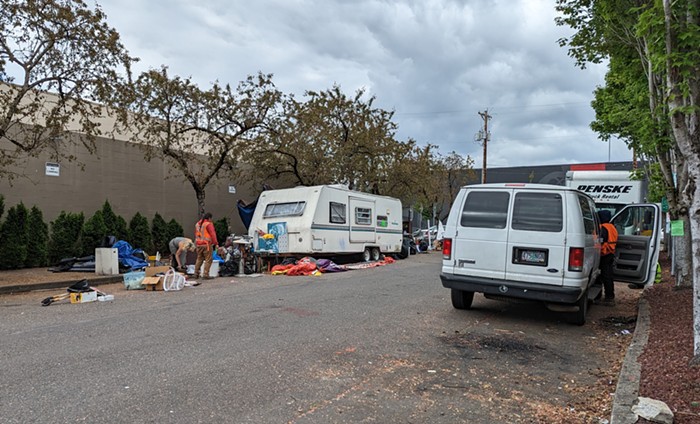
[451,289,474,310]
[370,247,380,261]
[568,288,588,326]
[362,248,371,262]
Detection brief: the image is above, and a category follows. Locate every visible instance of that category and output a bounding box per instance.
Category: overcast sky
[96,0,633,168]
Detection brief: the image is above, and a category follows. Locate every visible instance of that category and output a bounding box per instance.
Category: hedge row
[0,196,195,270]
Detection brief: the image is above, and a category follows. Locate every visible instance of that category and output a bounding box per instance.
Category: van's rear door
[451,188,511,280]
[505,190,566,286]
[611,203,661,286]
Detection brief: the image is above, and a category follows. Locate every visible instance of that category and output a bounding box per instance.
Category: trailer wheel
[362,248,371,262]
[370,247,380,261]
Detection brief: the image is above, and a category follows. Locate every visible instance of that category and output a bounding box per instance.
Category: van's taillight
[442,238,452,260]
[568,247,584,271]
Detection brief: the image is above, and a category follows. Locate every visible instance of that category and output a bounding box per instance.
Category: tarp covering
[237,199,258,230]
[113,240,149,270]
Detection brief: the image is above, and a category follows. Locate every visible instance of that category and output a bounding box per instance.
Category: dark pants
[600,254,615,299]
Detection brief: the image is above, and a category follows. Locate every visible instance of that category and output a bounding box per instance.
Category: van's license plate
[513,248,547,266]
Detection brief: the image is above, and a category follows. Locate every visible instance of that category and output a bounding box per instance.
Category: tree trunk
[662,0,700,361]
[196,189,206,220]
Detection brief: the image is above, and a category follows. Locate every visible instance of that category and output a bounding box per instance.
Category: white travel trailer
[248,185,403,261]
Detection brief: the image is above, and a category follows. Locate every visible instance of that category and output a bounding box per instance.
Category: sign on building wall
[45,162,60,177]
[228,185,236,194]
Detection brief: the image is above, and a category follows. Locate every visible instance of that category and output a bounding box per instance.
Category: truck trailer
[565,170,646,214]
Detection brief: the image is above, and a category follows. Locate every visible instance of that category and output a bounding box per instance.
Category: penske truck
[565,170,646,214]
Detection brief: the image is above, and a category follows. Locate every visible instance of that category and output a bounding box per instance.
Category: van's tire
[370,247,380,261]
[362,248,371,262]
[451,289,474,310]
[568,289,588,326]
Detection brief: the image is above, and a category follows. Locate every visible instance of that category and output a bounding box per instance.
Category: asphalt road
[0,253,621,423]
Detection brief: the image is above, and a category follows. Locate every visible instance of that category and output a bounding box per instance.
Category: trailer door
[349,197,376,243]
[611,203,661,287]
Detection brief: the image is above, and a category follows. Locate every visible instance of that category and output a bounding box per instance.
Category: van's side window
[330,202,346,224]
[511,192,563,232]
[460,191,509,228]
[355,207,372,225]
[577,195,596,235]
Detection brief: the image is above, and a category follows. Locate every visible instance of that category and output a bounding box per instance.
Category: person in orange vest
[597,210,618,306]
[194,212,219,280]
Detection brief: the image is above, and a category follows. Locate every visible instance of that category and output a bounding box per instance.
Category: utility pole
[476,110,491,184]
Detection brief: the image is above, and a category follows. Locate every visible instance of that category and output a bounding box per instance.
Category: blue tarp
[112,240,149,270]
[237,199,258,230]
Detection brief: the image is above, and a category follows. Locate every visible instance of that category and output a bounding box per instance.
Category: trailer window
[355,207,372,225]
[461,191,509,229]
[512,192,563,232]
[263,201,306,218]
[330,202,346,224]
[376,215,388,228]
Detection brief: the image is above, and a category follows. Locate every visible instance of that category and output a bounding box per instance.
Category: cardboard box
[145,266,171,277]
[142,276,164,291]
[70,291,98,304]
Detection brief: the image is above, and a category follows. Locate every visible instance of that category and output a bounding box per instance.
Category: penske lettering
[577,185,632,194]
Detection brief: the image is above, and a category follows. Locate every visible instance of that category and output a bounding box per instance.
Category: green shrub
[114,215,128,240]
[151,213,169,255]
[128,212,152,252]
[80,210,108,256]
[102,200,128,240]
[0,194,4,220]
[166,218,184,243]
[0,203,29,269]
[214,217,229,246]
[26,206,49,267]
[48,211,85,264]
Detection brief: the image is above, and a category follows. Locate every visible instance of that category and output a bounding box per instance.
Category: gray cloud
[97,0,631,167]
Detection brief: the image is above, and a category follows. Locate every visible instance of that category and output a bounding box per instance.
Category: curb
[0,275,124,295]
[610,297,650,424]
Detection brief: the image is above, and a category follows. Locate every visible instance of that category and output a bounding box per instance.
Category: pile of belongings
[41,279,112,306]
[270,257,346,276]
[48,239,149,273]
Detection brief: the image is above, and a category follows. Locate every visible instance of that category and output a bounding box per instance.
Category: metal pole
[478,110,491,183]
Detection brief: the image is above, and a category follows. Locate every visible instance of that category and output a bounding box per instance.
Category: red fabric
[287,262,317,276]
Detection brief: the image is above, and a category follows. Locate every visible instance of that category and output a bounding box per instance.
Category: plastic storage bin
[123,271,146,290]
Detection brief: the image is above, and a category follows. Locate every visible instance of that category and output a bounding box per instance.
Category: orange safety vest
[195,219,213,247]
[601,222,618,256]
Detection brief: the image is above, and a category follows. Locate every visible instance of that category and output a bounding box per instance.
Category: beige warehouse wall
[0,135,260,239]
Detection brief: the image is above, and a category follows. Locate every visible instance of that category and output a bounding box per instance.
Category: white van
[440,183,661,325]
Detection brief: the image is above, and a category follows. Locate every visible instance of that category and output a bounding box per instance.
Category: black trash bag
[67,279,91,293]
[219,260,238,277]
[100,235,117,248]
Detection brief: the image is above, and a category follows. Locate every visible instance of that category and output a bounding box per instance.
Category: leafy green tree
[80,210,107,256]
[246,85,402,193]
[556,0,700,360]
[128,212,152,252]
[25,206,49,267]
[0,202,28,269]
[117,67,282,216]
[0,0,134,181]
[47,211,84,264]
[101,201,118,236]
[151,213,169,255]
[0,194,4,219]
[166,219,185,244]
